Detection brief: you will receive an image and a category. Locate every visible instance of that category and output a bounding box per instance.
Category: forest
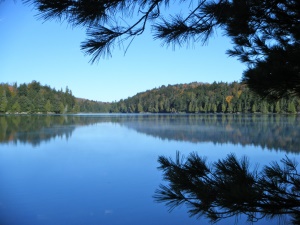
[0,81,78,114]
[1,81,300,114]
[110,82,300,114]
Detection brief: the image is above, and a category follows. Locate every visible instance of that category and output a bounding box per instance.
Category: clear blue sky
[1,1,246,102]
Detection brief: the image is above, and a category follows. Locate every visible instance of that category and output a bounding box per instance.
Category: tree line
[110,82,300,114]
[76,98,111,113]
[2,81,300,114]
[0,81,79,114]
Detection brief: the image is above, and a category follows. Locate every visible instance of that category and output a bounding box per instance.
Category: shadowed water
[0,114,299,225]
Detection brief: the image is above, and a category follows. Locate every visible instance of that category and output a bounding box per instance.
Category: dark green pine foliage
[154,152,300,224]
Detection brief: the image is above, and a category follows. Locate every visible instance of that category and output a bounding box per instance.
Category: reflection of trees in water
[0,114,299,153]
[119,114,300,154]
[0,115,111,146]
[0,115,122,146]
[0,115,75,146]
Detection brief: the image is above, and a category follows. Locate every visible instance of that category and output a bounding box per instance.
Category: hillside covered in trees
[0,81,112,114]
[76,98,111,113]
[0,81,78,114]
[110,82,300,114]
[1,81,300,114]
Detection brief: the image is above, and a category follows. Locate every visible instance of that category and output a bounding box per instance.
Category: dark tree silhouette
[154,152,300,224]
[23,0,300,99]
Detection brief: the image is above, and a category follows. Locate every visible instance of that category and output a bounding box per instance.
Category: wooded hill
[109,82,300,114]
[0,81,78,114]
[76,98,111,113]
[1,81,300,114]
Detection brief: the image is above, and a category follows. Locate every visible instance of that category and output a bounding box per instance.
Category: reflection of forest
[0,115,74,146]
[118,114,300,154]
[0,115,120,146]
[0,115,69,146]
[0,114,299,153]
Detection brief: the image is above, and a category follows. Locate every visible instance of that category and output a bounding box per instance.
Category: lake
[0,114,299,225]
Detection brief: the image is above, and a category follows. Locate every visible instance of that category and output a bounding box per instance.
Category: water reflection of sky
[0,114,298,225]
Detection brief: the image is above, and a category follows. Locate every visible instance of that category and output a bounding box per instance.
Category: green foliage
[110,82,300,114]
[2,81,299,114]
[288,102,297,114]
[72,102,80,113]
[0,81,76,114]
[76,99,111,113]
[11,101,21,113]
[155,152,300,224]
[0,93,8,112]
[44,100,52,112]
[251,103,257,113]
[275,101,281,113]
[18,96,34,113]
[59,102,65,114]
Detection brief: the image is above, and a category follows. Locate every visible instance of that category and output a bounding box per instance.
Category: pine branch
[155,152,300,224]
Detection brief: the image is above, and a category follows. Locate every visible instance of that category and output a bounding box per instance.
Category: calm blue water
[0,114,299,225]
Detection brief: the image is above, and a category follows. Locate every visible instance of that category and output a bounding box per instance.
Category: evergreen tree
[72,102,80,113]
[221,103,226,113]
[260,102,268,114]
[288,102,297,114]
[275,101,281,113]
[211,103,217,113]
[155,152,300,224]
[227,103,233,113]
[59,102,65,114]
[137,103,143,113]
[0,92,8,113]
[44,100,52,113]
[18,96,33,113]
[11,101,21,113]
[251,104,257,113]
[237,103,242,113]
